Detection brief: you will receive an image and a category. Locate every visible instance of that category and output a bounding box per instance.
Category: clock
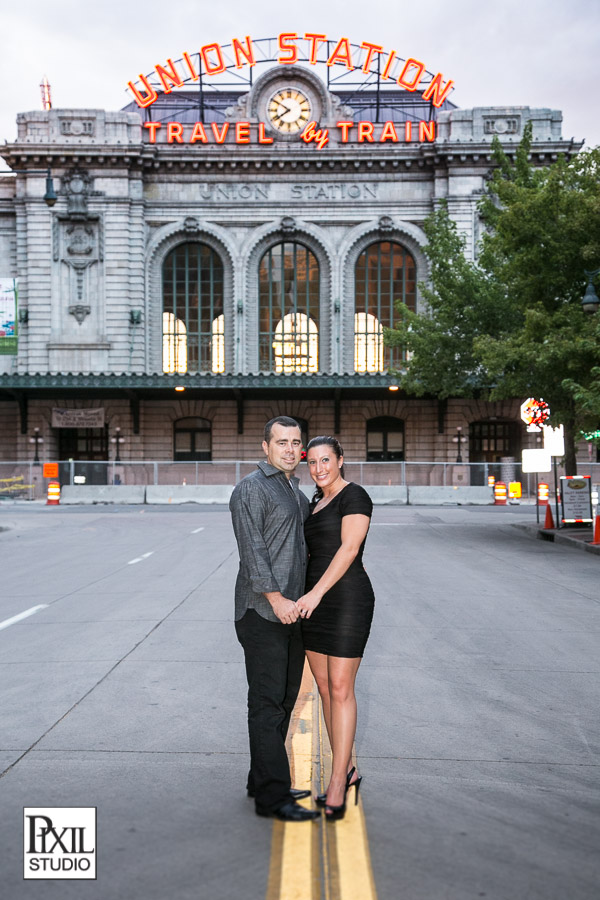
[267,88,312,134]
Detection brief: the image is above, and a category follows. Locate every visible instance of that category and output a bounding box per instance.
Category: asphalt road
[1,502,599,900]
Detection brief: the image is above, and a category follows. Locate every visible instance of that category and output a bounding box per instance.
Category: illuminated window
[259,242,320,372]
[354,241,416,372]
[162,243,224,373]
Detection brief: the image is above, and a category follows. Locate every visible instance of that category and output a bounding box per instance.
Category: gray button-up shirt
[229,460,309,623]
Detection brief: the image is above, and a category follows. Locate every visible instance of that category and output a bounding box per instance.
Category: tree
[386,124,600,473]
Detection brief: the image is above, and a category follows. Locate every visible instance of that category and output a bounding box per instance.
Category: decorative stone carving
[63,169,91,219]
[60,119,95,137]
[281,216,297,234]
[69,304,91,325]
[66,224,94,256]
[183,216,201,233]
[484,117,520,135]
[378,215,394,233]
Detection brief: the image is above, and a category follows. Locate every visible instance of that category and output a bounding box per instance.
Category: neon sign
[127,33,454,110]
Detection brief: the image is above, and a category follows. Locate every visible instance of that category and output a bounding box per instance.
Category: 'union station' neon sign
[127,34,454,148]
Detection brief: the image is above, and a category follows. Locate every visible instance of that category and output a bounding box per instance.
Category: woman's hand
[296,589,323,620]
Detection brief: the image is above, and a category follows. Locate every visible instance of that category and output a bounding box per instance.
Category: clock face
[267,88,312,134]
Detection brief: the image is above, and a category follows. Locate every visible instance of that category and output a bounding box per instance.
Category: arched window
[259,242,320,372]
[366,416,405,461]
[163,243,225,374]
[354,241,416,372]
[174,417,212,461]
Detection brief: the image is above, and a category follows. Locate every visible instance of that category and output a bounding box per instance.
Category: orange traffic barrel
[46,481,61,505]
[487,475,496,487]
[537,483,549,506]
[494,482,507,505]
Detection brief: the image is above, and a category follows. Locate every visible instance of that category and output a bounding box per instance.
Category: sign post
[521,449,551,524]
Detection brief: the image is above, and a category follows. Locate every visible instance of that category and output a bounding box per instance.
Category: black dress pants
[235,609,305,812]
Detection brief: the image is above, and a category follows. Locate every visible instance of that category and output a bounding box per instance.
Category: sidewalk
[513,521,600,556]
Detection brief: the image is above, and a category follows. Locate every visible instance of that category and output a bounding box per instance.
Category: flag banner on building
[51,408,105,428]
[0,278,18,355]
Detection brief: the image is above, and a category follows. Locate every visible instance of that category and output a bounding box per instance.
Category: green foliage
[385,125,600,471]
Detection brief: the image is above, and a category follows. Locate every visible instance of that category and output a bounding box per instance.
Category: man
[230,416,320,822]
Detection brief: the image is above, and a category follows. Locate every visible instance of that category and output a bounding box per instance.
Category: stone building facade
[0,49,583,483]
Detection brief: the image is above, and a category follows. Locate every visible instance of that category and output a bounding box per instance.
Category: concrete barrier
[61,485,146,505]
[363,485,409,505]
[407,485,494,505]
[145,485,234,505]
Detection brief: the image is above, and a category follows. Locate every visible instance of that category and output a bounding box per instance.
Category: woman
[296,436,375,820]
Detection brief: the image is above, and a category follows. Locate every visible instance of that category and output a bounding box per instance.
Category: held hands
[296,589,322,620]
[265,592,300,625]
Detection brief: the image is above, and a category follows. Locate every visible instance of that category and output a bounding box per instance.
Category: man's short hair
[264,416,301,444]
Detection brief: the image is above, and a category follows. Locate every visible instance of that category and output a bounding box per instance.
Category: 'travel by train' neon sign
[127,33,454,110]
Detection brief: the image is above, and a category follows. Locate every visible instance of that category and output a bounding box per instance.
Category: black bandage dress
[301,482,375,658]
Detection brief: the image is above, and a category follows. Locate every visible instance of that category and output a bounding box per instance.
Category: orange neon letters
[278,33,298,64]
[236,122,251,143]
[381,51,396,80]
[232,36,255,69]
[379,121,398,142]
[419,120,436,142]
[358,121,374,142]
[405,121,412,142]
[211,122,229,143]
[155,58,184,93]
[397,58,425,91]
[128,75,158,108]
[422,72,454,107]
[336,121,353,142]
[143,122,161,142]
[304,33,327,64]
[327,37,353,70]
[258,123,273,143]
[360,42,383,74]
[201,43,226,75]
[167,122,184,143]
[190,122,208,143]
[182,51,199,81]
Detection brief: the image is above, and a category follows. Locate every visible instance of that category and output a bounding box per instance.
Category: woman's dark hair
[306,435,345,503]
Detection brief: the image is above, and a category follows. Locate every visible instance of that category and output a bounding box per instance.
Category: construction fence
[2,459,600,502]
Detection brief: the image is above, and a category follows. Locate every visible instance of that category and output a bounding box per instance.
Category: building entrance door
[58,426,109,485]
[469,420,521,485]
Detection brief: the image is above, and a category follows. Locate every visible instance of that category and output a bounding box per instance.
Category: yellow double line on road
[266,664,378,900]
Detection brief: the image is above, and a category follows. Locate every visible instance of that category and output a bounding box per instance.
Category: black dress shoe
[248,787,311,800]
[256,801,321,821]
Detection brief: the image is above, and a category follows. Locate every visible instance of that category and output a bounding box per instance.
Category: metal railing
[2,459,600,501]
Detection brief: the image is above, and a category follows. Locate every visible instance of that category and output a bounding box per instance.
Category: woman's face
[306,445,343,489]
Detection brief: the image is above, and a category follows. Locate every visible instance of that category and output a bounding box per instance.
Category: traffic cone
[590,515,600,545]
[543,503,555,530]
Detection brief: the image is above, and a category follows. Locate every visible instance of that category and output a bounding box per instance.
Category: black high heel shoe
[316,766,363,810]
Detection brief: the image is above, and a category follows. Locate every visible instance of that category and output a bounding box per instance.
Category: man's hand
[264,591,300,625]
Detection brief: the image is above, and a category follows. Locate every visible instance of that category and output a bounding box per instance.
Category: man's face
[262,424,303,476]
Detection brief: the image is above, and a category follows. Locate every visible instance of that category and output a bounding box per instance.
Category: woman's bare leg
[305,650,332,742]
[326,655,361,808]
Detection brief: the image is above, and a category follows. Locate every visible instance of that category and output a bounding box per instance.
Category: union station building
[0,36,583,483]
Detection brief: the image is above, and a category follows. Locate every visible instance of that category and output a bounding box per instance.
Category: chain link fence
[2,459,600,501]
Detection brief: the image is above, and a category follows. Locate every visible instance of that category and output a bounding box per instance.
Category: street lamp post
[452,426,467,463]
[110,427,125,462]
[28,427,44,464]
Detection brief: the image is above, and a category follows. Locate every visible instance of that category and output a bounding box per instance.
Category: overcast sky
[1,0,599,166]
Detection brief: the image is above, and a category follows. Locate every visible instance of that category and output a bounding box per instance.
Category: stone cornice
[0,372,399,391]
[1,137,583,173]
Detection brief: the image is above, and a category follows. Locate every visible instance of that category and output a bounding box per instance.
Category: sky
[1,0,599,167]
